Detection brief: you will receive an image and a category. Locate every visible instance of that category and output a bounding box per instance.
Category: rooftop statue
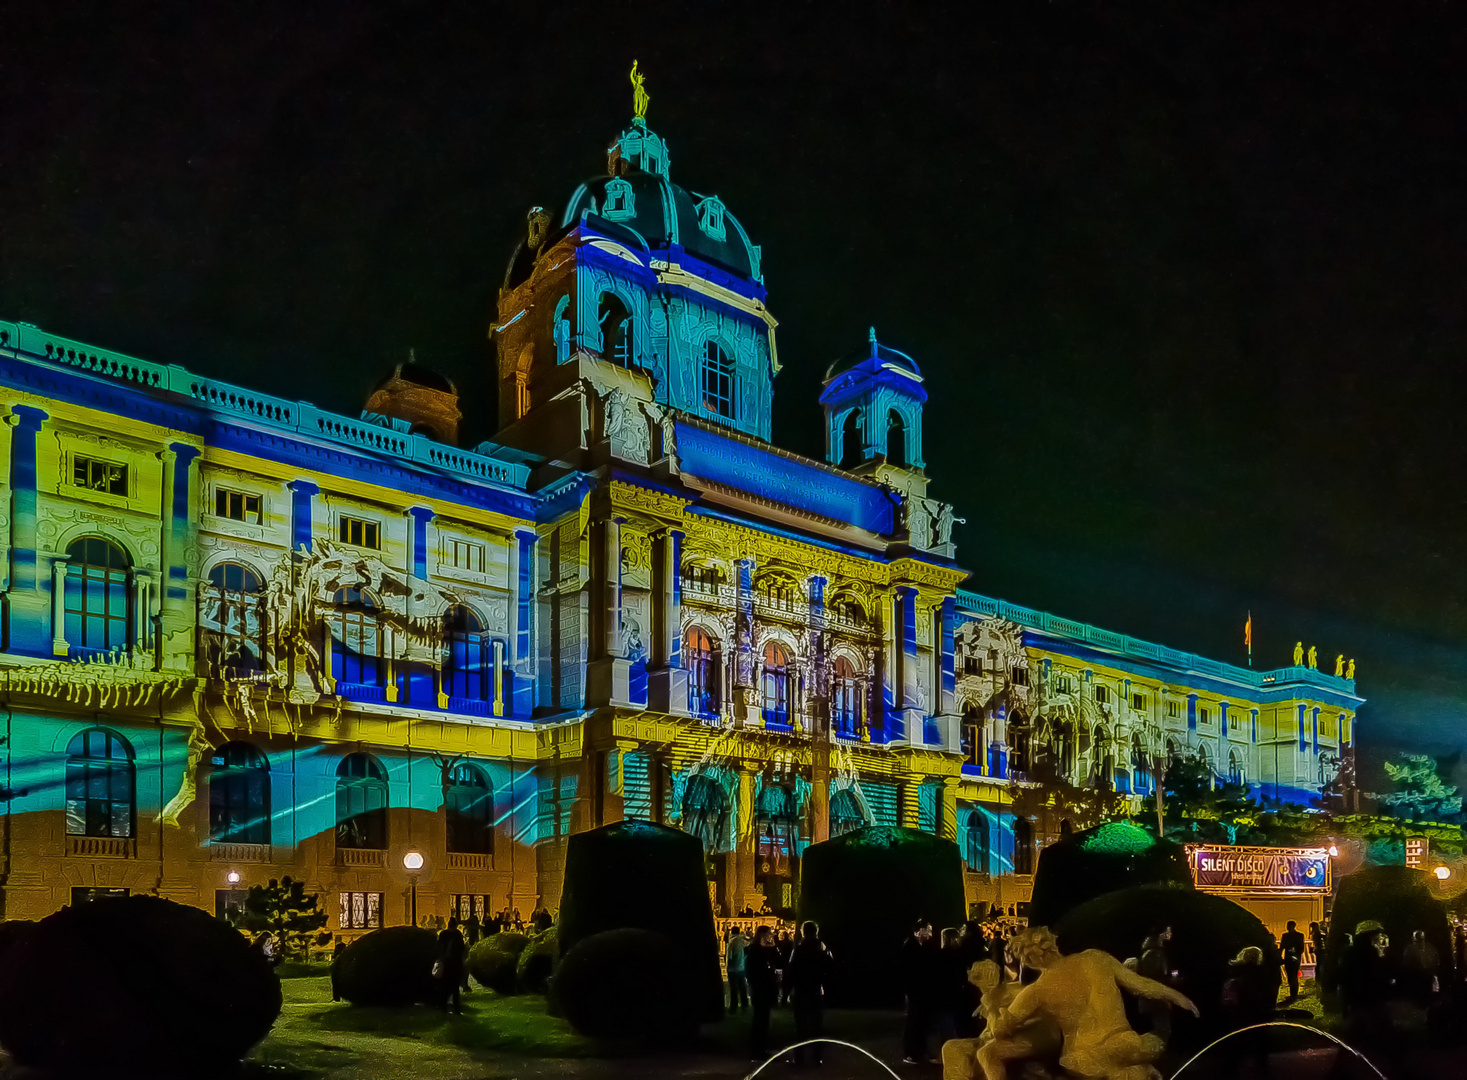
[1347,658,1356,679]
[631,60,650,121]
[1293,641,1304,666]
[1334,654,1344,677]
[1307,645,1318,670]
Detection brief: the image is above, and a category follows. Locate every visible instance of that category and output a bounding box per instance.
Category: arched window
[1165,738,1181,769]
[553,295,572,364]
[446,762,493,855]
[761,642,790,725]
[755,783,798,880]
[1010,724,1032,775]
[682,775,729,853]
[330,588,384,688]
[1013,816,1035,876]
[210,742,269,845]
[1091,725,1112,789]
[702,341,735,419]
[1229,750,1244,787]
[65,728,134,838]
[203,562,265,678]
[685,627,721,715]
[1056,723,1076,778]
[64,537,132,655]
[335,753,388,850]
[965,810,990,874]
[886,410,907,468]
[1132,734,1152,793]
[830,788,866,838]
[598,293,634,367]
[444,606,489,702]
[839,410,863,469]
[831,656,860,736]
[960,707,983,768]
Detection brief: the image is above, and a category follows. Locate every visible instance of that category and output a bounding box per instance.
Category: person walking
[901,919,938,1064]
[435,916,469,1016]
[1280,921,1306,1000]
[727,927,751,1013]
[1308,921,1325,970]
[746,925,783,1062]
[1400,929,1441,1003]
[1136,925,1175,1041]
[785,921,834,1066]
[465,910,482,947]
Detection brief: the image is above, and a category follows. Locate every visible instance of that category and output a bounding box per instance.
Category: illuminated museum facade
[0,110,1362,927]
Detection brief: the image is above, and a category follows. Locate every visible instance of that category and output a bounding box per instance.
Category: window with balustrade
[831,656,861,736]
[685,627,721,715]
[329,588,385,688]
[65,728,135,838]
[335,753,388,850]
[201,562,265,677]
[684,565,723,596]
[210,741,270,845]
[446,762,493,855]
[761,642,791,725]
[443,606,489,702]
[960,708,983,768]
[64,537,132,656]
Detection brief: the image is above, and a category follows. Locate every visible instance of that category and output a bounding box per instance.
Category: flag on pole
[1244,611,1252,666]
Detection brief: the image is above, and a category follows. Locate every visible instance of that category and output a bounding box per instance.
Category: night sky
[5,2,1466,782]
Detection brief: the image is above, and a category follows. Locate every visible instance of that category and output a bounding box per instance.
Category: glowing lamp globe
[1328,845,1339,857]
[226,870,241,885]
[403,851,425,872]
[1435,865,1451,881]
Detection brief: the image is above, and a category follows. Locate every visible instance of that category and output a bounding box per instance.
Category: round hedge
[1055,884,1279,1043]
[517,926,557,994]
[1320,865,1451,996]
[467,931,529,994]
[797,825,966,1007]
[554,929,699,1042]
[0,896,281,1078]
[558,821,723,1023]
[1028,821,1193,928]
[333,926,440,1006]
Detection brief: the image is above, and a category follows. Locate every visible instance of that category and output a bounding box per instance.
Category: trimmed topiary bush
[468,931,530,993]
[558,821,722,1023]
[333,926,440,1006]
[0,896,281,1078]
[554,928,699,1042]
[797,825,966,1006]
[1055,884,1279,1044]
[1028,821,1193,928]
[517,925,557,994]
[1321,865,1451,997]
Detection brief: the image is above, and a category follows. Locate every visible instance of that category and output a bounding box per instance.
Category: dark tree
[237,876,328,959]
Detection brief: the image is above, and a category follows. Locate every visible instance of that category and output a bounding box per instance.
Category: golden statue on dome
[631,60,650,121]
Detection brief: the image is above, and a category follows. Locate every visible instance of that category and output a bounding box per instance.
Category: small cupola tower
[363,350,463,445]
[820,328,928,487]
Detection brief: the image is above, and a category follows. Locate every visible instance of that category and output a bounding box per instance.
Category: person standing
[746,925,783,1062]
[1136,925,1175,1040]
[937,927,969,1041]
[1280,921,1306,1000]
[777,930,796,1006]
[465,910,482,948]
[727,927,750,1013]
[902,919,938,1064]
[1308,921,1325,970]
[435,916,468,1016]
[1401,929,1441,1003]
[785,921,834,1066]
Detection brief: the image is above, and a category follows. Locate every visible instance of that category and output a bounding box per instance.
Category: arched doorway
[755,783,800,914]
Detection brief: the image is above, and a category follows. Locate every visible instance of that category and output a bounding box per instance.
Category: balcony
[447,852,492,872]
[337,847,386,868]
[209,842,272,863]
[69,835,136,859]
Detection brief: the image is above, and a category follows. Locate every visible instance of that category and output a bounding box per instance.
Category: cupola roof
[824,328,923,383]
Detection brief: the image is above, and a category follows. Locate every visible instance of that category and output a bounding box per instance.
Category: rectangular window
[1199,707,1211,725]
[71,887,129,904]
[216,889,249,923]
[452,894,494,922]
[448,538,485,573]
[215,489,262,523]
[72,456,128,496]
[963,655,980,675]
[1095,685,1109,704]
[1167,701,1181,719]
[1055,675,1073,694]
[1011,666,1029,686]
[339,516,380,550]
[339,891,383,930]
[1132,693,1147,711]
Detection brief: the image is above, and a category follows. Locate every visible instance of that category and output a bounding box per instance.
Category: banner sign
[1188,846,1330,892]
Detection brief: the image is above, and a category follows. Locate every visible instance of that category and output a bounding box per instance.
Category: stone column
[940,776,960,842]
[604,518,623,658]
[648,528,688,714]
[512,529,536,717]
[49,556,69,656]
[9,405,51,656]
[898,773,920,830]
[735,765,760,911]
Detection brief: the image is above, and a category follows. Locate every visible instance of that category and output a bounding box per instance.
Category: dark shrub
[517,925,557,994]
[333,926,440,1006]
[1321,865,1451,997]
[555,928,698,1042]
[1028,821,1192,928]
[0,896,280,1078]
[1055,884,1279,1045]
[797,825,966,1006]
[559,821,722,1023]
[0,920,34,963]
[467,931,529,994]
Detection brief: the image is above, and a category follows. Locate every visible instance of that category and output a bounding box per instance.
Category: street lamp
[1435,865,1451,881]
[1327,845,1339,858]
[404,850,425,926]
[227,869,242,885]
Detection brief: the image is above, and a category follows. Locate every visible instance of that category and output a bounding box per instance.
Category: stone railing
[69,835,136,859]
[337,847,386,868]
[208,842,272,863]
[447,852,492,872]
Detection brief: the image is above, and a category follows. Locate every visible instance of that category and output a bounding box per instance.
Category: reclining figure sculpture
[942,927,1199,1080]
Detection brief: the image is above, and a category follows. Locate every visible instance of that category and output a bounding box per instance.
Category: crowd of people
[723,922,836,1064]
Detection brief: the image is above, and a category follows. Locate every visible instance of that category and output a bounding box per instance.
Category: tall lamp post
[404,850,425,926]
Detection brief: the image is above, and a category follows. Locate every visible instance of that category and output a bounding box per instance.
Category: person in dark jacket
[1220,946,1275,1076]
[777,930,796,1005]
[902,919,938,1064]
[465,911,482,947]
[436,917,469,1016]
[746,925,784,1062]
[785,921,835,1066]
[1280,921,1306,1000]
[937,927,969,1041]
